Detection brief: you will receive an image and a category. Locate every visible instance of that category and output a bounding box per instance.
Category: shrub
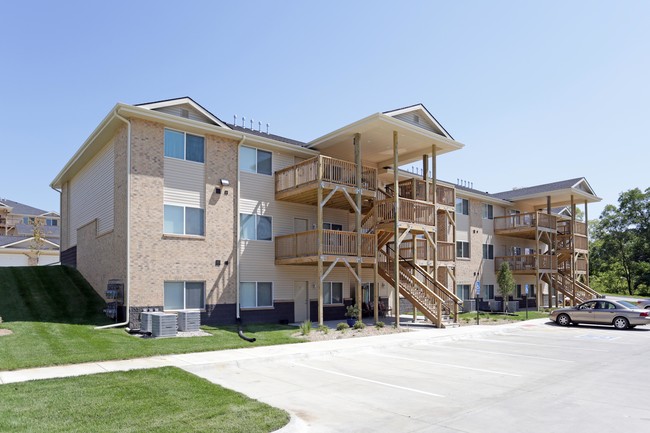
[299,320,312,336]
[375,321,385,328]
[317,324,329,334]
[353,320,365,330]
[336,322,349,331]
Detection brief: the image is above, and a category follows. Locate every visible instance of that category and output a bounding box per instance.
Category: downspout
[236,135,246,319]
[96,110,131,329]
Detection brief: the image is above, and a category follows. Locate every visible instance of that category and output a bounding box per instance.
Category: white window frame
[323,281,343,305]
[323,222,343,231]
[456,284,471,300]
[456,198,469,215]
[240,213,273,241]
[483,203,493,220]
[239,282,273,308]
[163,281,206,311]
[456,241,470,259]
[164,204,205,236]
[240,145,272,175]
[164,128,205,163]
[483,284,495,299]
[482,243,494,260]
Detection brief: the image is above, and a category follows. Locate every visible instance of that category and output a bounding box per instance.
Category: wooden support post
[393,131,401,327]
[354,133,362,322]
[374,262,379,323]
[317,159,324,326]
[571,195,576,302]
[423,154,429,202]
[584,200,589,287]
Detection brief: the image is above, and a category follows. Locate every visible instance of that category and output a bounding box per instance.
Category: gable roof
[0,236,59,249]
[136,97,230,128]
[383,104,454,140]
[491,178,591,200]
[0,199,48,216]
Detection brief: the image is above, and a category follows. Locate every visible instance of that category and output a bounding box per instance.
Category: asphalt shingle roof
[226,124,307,147]
[491,177,584,200]
[0,199,48,216]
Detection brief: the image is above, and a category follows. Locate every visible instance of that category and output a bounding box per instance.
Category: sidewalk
[0,319,546,385]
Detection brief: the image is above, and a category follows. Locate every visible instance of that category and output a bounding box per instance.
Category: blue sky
[1,1,648,218]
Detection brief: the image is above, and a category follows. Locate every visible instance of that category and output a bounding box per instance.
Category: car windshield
[618,300,636,309]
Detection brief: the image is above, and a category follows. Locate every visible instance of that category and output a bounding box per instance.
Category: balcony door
[294,218,308,233]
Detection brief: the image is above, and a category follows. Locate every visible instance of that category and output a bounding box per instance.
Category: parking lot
[184,320,650,433]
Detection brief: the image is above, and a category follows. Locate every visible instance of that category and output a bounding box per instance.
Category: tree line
[590,188,650,296]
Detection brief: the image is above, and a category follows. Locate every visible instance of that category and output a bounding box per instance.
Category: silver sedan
[550,299,650,329]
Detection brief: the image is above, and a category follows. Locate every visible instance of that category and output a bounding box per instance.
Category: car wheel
[613,316,629,330]
[556,313,571,326]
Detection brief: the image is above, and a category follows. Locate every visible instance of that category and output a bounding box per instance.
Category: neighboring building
[0,199,60,266]
[50,97,600,328]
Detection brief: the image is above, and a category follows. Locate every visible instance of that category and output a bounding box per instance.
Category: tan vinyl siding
[153,105,216,125]
[68,140,115,246]
[163,157,205,207]
[392,112,443,136]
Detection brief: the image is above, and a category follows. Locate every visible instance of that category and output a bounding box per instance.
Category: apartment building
[0,198,60,266]
[51,97,599,328]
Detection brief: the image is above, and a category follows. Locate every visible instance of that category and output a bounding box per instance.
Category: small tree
[497,262,515,313]
[29,217,46,265]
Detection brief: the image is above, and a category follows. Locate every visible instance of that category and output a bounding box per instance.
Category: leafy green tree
[591,188,650,295]
[496,262,515,312]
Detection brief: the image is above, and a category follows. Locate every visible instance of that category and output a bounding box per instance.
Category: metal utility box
[177,310,200,332]
[149,312,177,338]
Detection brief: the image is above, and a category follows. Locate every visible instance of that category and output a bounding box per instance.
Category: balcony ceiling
[308,113,464,168]
[513,188,601,210]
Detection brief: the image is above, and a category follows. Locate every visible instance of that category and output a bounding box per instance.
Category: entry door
[294,218,308,233]
[294,281,309,322]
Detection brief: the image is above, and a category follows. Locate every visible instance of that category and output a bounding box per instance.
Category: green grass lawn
[0,266,300,371]
[456,310,549,322]
[0,367,289,433]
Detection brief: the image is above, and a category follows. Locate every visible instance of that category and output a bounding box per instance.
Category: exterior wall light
[220,179,230,186]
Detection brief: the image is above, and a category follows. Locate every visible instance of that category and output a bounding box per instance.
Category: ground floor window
[324,282,343,305]
[164,281,205,310]
[240,282,273,308]
[456,284,471,300]
[482,284,495,299]
[516,284,535,298]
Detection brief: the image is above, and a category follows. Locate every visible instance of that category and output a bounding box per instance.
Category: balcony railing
[495,254,557,272]
[386,179,455,207]
[557,235,589,251]
[558,257,588,273]
[558,220,588,236]
[393,239,455,262]
[494,212,557,232]
[375,197,436,227]
[275,155,377,194]
[275,229,376,260]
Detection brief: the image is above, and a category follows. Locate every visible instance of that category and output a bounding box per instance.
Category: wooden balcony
[275,229,376,265]
[386,179,455,208]
[558,257,588,273]
[495,254,557,274]
[275,155,377,209]
[375,197,436,231]
[557,220,587,236]
[494,212,557,238]
[394,239,455,263]
[556,235,588,252]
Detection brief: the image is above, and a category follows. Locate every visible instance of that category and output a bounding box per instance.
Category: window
[22,217,35,224]
[164,205,205,236]
[456,198,469,215]
[323,222,343,231]
[164,281,205,310]
[456,284,471,300]
[240,146,272,175]
[516,284,535,298]
[483,203,493,219]
[46,219,58,227]
[240,282,273,308]
[456,241,470,258]
[323,282,343,304]
[240,214,272,241]
[483,284,495,299]
[482,244,494,260]
[164,129,204,163]
[512,246,522,256]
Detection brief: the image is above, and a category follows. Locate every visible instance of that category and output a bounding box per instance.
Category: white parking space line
[477,338,610,352]
[372,353,523,377]
[293,362,445,398]
[432,345,575,363]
